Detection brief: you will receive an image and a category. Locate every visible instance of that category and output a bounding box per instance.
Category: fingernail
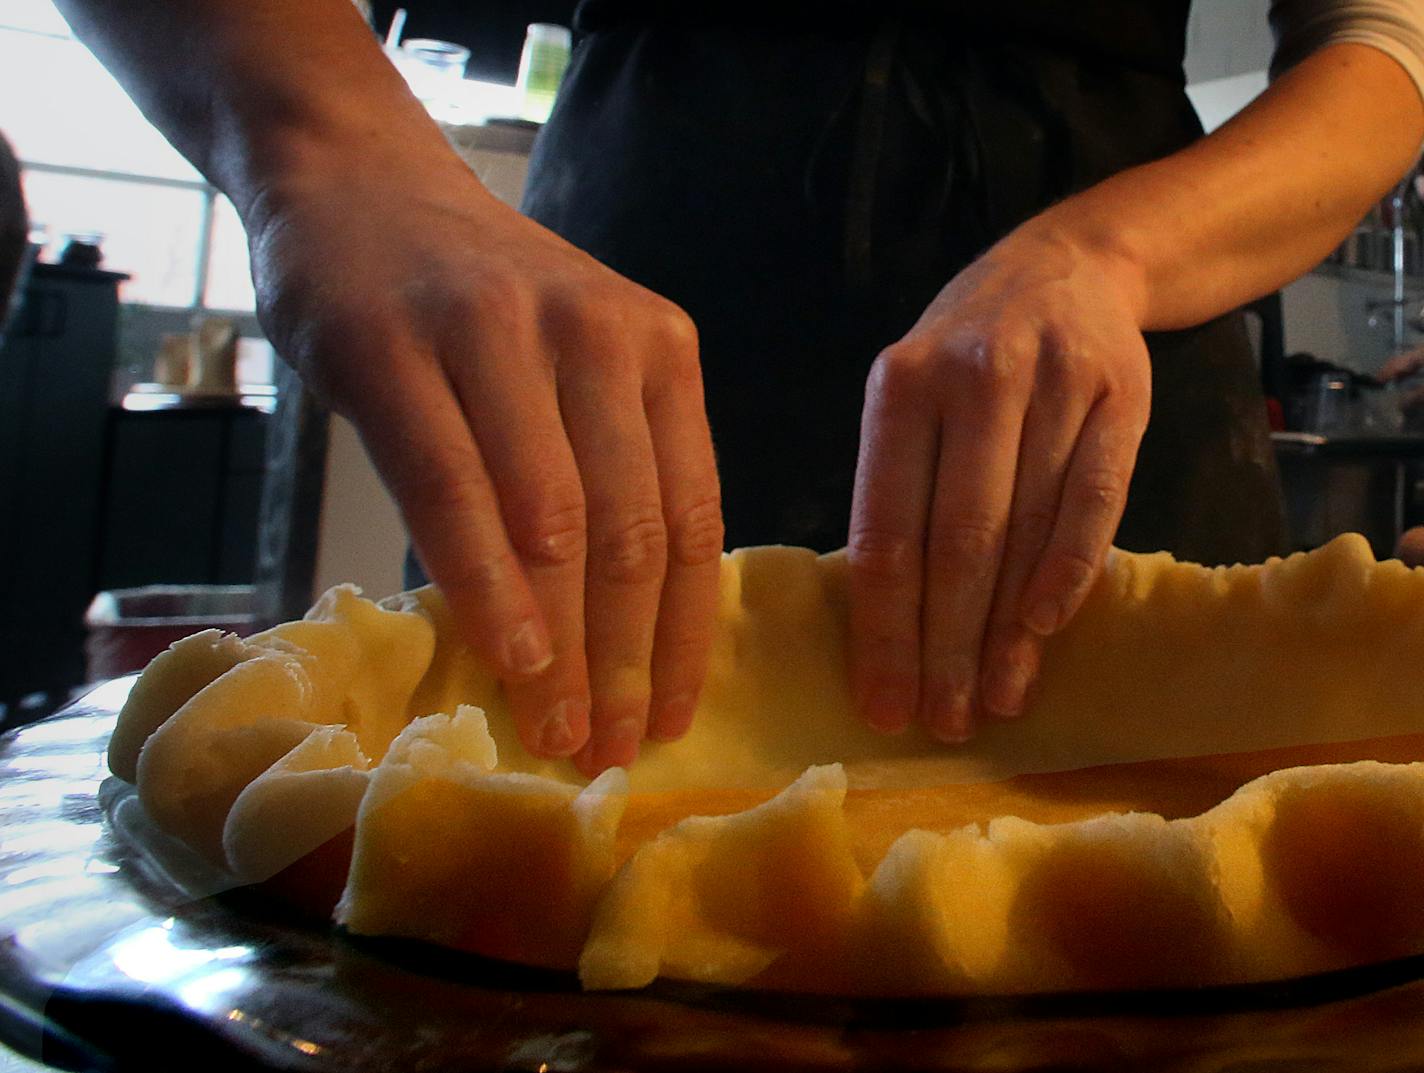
[864,686,911,734]
[538,699,582,756]
[928,690,973,744]
[983,660,1031,719]
[505,620,553,675]
[1025,598,1060,637]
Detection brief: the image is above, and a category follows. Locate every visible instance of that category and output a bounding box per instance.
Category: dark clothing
[519,7,1288,564]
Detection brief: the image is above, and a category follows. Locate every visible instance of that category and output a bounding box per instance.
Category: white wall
[1183,0,1272,131]
[313,415,409,600]
[1184,0,1273,83]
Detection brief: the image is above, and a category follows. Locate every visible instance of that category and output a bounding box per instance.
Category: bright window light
[21,169,207,307]
[0,1,254,310]
[204,195,258,313]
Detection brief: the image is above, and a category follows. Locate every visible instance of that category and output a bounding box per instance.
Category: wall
[313,414,409,600]
[1184,0,1273,83]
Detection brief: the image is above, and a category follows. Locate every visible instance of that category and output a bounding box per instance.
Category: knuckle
[591,511,668,585]
[667,494,725,566]
[1043,544,1102,598]
[645,333,706,402]
[471,267,533,320]
[396,459,483,519]
[551,288,625,346]
[654,628,712,672]
[1008,506,1057,554]
[956,335,1022,392]
[848,527,921,585]
[405,270,481,324]
[866,343,931,408]
[928,513,1003,566]
[648,299,699,355]
[1104,372,1152,419]
[1068,469,1130,522]
[509,488,587,567]
[439,549,519,605]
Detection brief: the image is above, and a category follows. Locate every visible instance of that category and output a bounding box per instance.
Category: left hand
[1379,345,1424,420]
[847,224,1152,743]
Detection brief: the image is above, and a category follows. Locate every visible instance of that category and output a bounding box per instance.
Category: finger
[557,340,668,775]
[847,345,940,734]
[444,314,592,760]
[1397,526,1424,568]
[642,323,725,743]
[343,339,555,696]
[918,338,1029,743]
[978,358,1095,720]
[1020,394,1145,638]
[1380,345,1424,382]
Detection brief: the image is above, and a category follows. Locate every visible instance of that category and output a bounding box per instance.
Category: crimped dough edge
[106,535,1424,994]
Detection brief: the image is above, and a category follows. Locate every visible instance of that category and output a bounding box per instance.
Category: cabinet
[0,263,124,708]
[96,403,269,590]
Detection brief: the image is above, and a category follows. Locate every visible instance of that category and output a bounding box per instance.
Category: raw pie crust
[107,534,1424,994]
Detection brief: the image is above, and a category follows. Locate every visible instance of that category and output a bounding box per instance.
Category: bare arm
[849,43,1424,742]
[56,0,725,774]
[1048,43,1424,330]
[54,2,437,216]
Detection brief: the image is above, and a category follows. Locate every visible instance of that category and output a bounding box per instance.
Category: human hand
[1379,345,1424,383]
[1399,527,1424,568]
[245,147,723,775]
[847,226,1151,742]
[1379,345,1424,420]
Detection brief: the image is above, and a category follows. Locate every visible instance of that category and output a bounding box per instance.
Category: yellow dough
[106,534,1424,993]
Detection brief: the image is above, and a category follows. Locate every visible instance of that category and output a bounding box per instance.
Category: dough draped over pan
[107,535,1424,993]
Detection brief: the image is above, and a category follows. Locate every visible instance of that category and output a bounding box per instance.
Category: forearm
[1022,42,1424,331]
[53,0,478,223]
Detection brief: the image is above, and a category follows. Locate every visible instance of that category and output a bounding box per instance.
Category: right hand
[244,145,724,775]
[1399,527,1424,568]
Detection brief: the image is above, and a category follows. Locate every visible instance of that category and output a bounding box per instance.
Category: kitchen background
[0,0,1420,731]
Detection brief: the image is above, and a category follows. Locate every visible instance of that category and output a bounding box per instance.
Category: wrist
[195,15,483,233]
[1012,204,1153,327]
[233,115,481,235]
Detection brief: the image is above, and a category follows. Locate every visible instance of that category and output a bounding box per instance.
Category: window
[1,2,524,318]
[0,4,256,312]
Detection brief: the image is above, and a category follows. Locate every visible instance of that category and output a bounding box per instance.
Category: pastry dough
[106,534,1424,994]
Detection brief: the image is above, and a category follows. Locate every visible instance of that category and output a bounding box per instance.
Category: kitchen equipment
[515,23,570,123]
[83,585,258,680]
[1274,431,1424,558]
[396,38,470,118]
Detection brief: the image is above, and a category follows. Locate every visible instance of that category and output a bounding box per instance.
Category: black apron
[517,2,1289,565]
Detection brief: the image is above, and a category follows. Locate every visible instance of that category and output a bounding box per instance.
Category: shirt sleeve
[1269,0,1424,105]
